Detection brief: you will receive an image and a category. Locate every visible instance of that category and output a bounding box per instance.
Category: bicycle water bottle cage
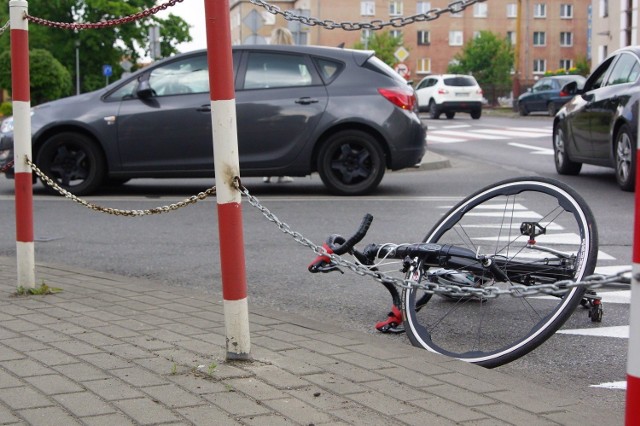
[520,222,546,244]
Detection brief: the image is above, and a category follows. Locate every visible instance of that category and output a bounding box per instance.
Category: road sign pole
[204,0,250,360]
[10,0,35,290]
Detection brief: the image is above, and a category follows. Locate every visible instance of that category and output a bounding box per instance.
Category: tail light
[559,90,568,97]
[378,87,417,111]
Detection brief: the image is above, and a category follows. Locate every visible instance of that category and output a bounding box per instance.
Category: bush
[0,102,11,117]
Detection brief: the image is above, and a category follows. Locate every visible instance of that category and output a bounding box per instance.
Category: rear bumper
[439,101,482,113]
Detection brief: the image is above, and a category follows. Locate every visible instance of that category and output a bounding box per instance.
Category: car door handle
[295,97,319,105]
[196,105,211,112]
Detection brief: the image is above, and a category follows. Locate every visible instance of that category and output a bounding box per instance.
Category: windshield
[443,76,477,87]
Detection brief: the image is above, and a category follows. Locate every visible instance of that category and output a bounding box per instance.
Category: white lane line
[557,325,629,338]
[590,381,627,390]
[508,142,554,155]
[474,129,549,138]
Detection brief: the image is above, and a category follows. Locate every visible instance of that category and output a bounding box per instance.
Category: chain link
[24,0,184,30]
[234,178,631,298]
[250,0,485,31]
[0,20,9,37]
[23,156,215,217]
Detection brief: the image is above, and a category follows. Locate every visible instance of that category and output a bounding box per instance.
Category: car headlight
[0,116,13,134]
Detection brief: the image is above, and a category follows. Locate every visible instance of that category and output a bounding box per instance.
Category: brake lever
[309,263,344,274]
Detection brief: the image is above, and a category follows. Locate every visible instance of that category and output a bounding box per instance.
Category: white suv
[415,74,483,119]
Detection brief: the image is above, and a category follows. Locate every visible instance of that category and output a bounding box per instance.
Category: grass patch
[15,282,62,296]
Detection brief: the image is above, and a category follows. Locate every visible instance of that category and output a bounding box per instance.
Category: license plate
[455,92,469,97]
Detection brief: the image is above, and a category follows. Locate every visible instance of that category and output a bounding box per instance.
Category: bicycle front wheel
[402,177,598,368]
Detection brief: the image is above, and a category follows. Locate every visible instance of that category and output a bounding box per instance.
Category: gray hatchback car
[0,45,426,196]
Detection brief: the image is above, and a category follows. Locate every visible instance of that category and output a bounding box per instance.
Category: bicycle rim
[402,177,598,368]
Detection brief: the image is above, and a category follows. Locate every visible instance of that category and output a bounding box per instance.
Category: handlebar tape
[332,214,373,255]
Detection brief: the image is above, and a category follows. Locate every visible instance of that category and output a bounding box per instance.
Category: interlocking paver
[17,406,83,425]
[82,378,145,401]
[141,383,206,408]
[176,404,243,425]
[113,397,180,425]
[204,390,272,416]
[25,374,84,395]
[0,386,52,410]
[51,391,116,417]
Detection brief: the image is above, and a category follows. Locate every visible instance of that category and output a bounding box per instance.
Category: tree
[353,31,403,67]
[0,49,72,104]
[447,31,514,105]
[0,1,192,96]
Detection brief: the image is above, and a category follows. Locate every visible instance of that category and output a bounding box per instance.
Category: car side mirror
[560,81,579,97]
[136,80,155,99]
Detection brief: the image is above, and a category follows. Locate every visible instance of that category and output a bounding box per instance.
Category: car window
[443,76,477,87]
[148,55,209,96]
[244,52,313,89]
[108,79,138,100]
[605,53,640,86]
[584,57,615,91]
[314,57,344,83]
[533,79,553,92]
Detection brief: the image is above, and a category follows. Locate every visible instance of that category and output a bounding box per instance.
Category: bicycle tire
[401,177,598,368]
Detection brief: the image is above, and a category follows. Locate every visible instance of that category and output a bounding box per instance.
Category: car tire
[614,124,636,191]
[471,109,482,119]
[445,112,455,119]
[518,103,529,116]
[547,102,558,116]
[36,132,106,196]
[317,130,385,196]
[553,126,582,175]
[429,100,441,119]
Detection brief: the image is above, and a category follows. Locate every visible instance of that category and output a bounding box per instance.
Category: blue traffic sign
[102,65,113,77]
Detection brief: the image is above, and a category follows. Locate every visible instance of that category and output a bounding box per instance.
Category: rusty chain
[249,0,486,31]
[24,0,184,30]
[234,177,631,299]
[23,156,215,217]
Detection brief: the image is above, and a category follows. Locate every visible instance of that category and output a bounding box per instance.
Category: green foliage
[0,1,192,95]
[0,49,72,104]
[447,31,514,89]
[0,102,11,117]
[353,31,404,67]
[16,282,63,295]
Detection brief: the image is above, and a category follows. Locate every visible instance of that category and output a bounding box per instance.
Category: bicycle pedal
[375,306,404,333]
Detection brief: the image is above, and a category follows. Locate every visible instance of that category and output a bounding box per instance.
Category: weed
[15,282,62,296]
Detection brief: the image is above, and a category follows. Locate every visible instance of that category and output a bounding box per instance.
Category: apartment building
[591,0,639,67]
[230,0,591,91]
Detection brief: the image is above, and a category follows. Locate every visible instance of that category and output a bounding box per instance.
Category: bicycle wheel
[402,177,598,368]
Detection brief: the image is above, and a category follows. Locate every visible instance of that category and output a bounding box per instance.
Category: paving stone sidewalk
[0,256,623,425]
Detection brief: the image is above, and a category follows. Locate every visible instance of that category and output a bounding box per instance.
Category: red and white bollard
[203,0,250,360]
[10,0,35,290]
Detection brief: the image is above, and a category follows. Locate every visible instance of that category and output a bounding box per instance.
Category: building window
[361,1,375,16]
[417,1,431,14]
[389,1,403,16]
[533,31,546,46]
[560,59,573,70]
[417,58,431,74]
[598,45,609,63]
[560,32,573,46]
[449,30,463,46]
[417,30,430,45]
[533,3,546,18]
[600,0,609,17]
[390,30,403,41]
[474,2,488,17]
[506,3,517,17]
[473,31,481,38]
[533,59,547,74]
[560,4,573,18]
[506,31,516,45]
[361,29,372,44]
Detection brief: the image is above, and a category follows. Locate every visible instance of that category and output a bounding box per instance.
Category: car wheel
[518,103,529,116]
[429,100,441,119]
[614,124,636,191]
[547,102,558,116]
[553,126,582,175]
[317,130,385,196]
[36,132,106,196]
[471,109,482,119]
[445,112,455,119]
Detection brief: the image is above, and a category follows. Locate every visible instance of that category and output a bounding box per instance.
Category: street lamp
[75,40,80,96]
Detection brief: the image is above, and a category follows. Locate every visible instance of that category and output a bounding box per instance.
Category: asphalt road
[0,112,633,416]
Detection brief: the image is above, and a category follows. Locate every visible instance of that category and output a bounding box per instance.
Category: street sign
[394,62,410,79]
[394,46,410,62]
[102,65,112,77]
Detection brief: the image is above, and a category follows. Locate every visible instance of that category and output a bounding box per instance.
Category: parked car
[553,46,640,191]
[517,75,586,116]
[0,45,426,196]
[415,74,483,119]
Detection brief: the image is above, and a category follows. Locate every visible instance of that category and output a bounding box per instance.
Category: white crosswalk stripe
[428,126,553,144]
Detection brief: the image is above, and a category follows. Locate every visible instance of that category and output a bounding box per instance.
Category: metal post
[10,0,35,289]
[626,109,640,424]
[75,40,80,95]
[204,0,251,360]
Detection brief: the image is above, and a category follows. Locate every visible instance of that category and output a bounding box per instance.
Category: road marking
[590,381,627,390]
[473,129,548,138]
[557,325,629,338]
[508,142,554,155]
[427,126,553,144]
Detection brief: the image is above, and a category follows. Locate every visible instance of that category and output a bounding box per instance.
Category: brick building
[230,0,592,96]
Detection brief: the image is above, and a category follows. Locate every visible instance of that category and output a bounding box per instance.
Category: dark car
[553,46,640,191]
[0,45,426,196]
[517,75,586,116]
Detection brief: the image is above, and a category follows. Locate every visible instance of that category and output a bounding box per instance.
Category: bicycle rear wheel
[402,177,598,368]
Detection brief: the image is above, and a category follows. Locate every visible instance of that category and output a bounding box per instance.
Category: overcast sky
[158,0,207,52]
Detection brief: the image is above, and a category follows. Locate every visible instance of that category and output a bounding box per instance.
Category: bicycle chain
[234,178,631,298]
[24,0,184,30]
[249,0,485,31]
[24,156,215,217]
